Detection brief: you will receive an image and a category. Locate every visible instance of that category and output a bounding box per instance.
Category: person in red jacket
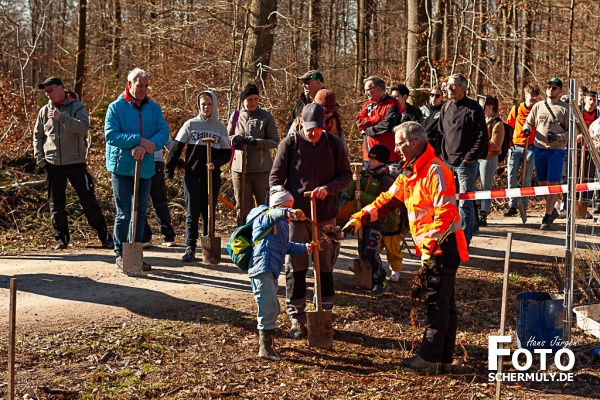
[356,76,401,165]
[343,121,469,373]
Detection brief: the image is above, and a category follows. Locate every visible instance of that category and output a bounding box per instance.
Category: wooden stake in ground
[496,233,513,400]
[8,277,17,400]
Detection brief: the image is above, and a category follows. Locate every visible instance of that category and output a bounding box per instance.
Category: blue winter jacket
[248,205,308,279]
[104,92,170,179]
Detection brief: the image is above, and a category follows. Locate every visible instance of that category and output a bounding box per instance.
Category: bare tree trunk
[242,0,277,87]
[406,0,426,102]
[567,0,575,79]
[442,0,450,62]
[512,0,518,100]
[355,0,366,89]
[74,0,86,99]
[308,0,320,69]
[431,0,443,62]
[111,0,121,73]
[521,1,533,79]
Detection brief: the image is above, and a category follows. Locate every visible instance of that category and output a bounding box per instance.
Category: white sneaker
[161,241,177,247]
[142,242,153,249]
[390,270,401,282]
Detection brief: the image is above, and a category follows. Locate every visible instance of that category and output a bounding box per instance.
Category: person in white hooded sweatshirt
[166,91,231,262]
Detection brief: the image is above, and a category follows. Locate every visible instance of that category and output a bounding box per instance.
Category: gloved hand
[291,209,306,221]
[231,135,244,147]
[421,252,435,269]
[548,133,562,143]
[341,218,361,235]
[306,240,319,255]
[246,137,259,146]
[523,128,531,137]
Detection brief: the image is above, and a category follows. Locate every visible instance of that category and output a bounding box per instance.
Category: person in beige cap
[285,70,324,134]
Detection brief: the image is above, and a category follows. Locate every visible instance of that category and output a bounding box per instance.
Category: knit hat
[314,89,336,112]
[240,83,259,102]
[269,185,294,207]
[368,145,391,164]
[301,103,325,130]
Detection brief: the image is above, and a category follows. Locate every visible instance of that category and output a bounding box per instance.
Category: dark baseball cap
[297,70,324,83]
[38,77,64,89]
[302,103,325,130]
[548,77,563,89]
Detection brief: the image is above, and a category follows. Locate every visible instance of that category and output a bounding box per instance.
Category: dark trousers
[362,225,386,286]
[418,253,460,364]
[45,163,108,241]
[183,171,220,248]
[143,162,176,242]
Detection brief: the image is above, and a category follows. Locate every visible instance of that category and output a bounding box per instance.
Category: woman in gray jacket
[228,82,279,225]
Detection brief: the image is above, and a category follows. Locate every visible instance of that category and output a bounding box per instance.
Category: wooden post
[8,277,17,400]
[496,233,512,400]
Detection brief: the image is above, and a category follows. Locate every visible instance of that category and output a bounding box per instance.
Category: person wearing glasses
[439,73,489,246]
[523,77,569,230]
[356,76,402,167]
[285,70,325,135]
[505,84,540,217]
[390,84,423,123]
[33,77,113,250]
[420,85,445,156]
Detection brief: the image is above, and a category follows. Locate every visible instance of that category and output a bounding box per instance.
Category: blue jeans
[477,156,499,213]
[251,272,280,331]
[507,145,534,209]
[454,161,478,245]
[111,173,152,253]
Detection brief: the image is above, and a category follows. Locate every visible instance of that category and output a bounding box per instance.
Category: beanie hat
[314,89,337,112]
[301,103,325,130]
[240,83,259,102]
[368,144,391,164]
[269,185,294,207]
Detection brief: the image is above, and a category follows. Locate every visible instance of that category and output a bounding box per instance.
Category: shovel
[517,141,528,224]
[201,138,221,264]
[122,159,144,276]
[304,191,333,349]
[575,145,589,219]
[350,162,371,290]
[238,143,248,226]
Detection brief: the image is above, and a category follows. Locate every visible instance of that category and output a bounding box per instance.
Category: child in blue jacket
[248,185,314,361]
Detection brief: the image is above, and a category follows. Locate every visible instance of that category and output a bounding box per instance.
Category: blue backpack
[226,210,274,272]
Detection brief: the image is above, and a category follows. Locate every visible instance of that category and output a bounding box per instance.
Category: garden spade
[122,159,144,276]
[305,191,333,349]
[350,162,371,290]
[201,137,221,264]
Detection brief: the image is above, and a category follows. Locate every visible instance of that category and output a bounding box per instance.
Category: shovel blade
[201,236,221,265]
[353,258,372,290]
[517,199,527,224]
[122,243,144,276]
[307,309,333,349]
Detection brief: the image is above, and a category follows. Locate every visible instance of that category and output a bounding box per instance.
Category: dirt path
[1,212,593,332]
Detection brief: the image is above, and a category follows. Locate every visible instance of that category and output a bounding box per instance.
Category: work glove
[247,137,259,146]
[291,209,306,221]
[523,128,531,137]
[421,252,435,269]
[341,218,361,235]
[548,133,562,143]
[306,240,319,255]
[231,135,244,147]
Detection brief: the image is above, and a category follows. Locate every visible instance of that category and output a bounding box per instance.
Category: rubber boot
[258,330,284,361]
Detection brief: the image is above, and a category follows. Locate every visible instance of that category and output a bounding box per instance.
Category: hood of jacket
[196,90,219,122]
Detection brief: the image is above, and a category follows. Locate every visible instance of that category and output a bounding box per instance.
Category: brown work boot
[258,330,285,361]
[402,355,441,373]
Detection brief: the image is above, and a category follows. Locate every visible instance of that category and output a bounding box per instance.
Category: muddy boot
[258,330,285,361]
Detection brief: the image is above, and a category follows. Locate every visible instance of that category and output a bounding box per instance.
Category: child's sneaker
[390,270,401,282]
[371,279,389,297]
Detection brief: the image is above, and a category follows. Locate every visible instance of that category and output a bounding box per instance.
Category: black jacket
[420,102,444,156]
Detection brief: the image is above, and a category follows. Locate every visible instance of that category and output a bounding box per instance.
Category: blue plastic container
[516,292,564,351]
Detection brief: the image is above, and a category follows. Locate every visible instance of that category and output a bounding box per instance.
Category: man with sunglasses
[33,77,113,250]
[523,77,569,230]
[285,70,324,134]
[420,85,445,156]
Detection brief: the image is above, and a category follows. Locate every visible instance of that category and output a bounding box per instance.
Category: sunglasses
[44,86,58,94]
[430,93,441,98]
[547,86,559,91]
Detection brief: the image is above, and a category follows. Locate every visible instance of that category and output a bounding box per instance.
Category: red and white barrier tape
[457,182,600,201]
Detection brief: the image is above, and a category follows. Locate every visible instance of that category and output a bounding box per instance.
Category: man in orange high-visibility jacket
[342,121,469,373]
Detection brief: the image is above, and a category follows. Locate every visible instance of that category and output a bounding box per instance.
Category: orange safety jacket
[351,144,469,261]
[507,102,535,147]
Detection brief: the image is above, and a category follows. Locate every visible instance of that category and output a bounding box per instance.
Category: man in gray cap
[270,103,352,339]
[285,70,325,134]
[33,77,113,250]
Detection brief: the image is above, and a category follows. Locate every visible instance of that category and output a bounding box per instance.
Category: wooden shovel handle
[304,190,323,311]
[202,138,216,237]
